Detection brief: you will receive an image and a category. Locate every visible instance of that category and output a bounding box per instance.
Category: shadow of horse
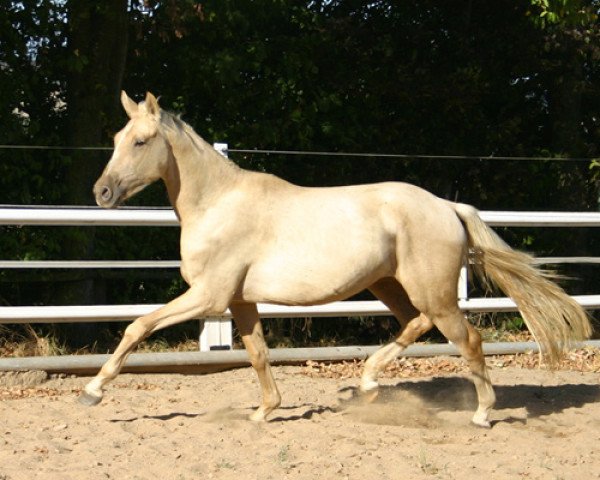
[109,404,337,424]
[110,411,205,423]
[107,377,599,427]
[337,376,600,427]
[270,405,337,422]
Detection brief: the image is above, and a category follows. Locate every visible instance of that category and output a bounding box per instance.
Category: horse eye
[134,139,146,147]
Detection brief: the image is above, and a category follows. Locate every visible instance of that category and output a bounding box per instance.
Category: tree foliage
[0,1,598,343]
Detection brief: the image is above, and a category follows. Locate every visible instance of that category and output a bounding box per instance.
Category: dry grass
[302,346,600,379]
[0,325,199,358]
[135,337,199,353]
[0,325,67,357]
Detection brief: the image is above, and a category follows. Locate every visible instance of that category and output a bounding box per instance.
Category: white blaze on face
[106,121,134,173]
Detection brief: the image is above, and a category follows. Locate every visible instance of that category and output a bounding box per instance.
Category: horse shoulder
[177,186,265,285]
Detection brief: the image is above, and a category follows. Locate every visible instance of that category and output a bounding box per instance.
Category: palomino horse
[80,92,591,428]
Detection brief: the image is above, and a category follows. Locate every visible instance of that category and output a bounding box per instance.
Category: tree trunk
[57,0,129,348]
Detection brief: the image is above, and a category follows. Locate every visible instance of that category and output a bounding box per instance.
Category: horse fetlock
[359,368,379,392]
[266,391,281,408]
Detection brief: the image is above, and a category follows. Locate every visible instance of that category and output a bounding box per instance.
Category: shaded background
[0,1,598,349]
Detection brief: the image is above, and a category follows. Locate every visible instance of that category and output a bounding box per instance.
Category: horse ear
[121,91,138,118]
[144,92,160,117]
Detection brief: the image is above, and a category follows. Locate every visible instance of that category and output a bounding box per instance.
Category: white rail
[1,206,598,352]
[2,206,600,227]
[0,206,178,226]
[1,257,599,269]
[0,296,599,324]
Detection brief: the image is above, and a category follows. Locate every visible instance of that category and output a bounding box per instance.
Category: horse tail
[451,202,592,366]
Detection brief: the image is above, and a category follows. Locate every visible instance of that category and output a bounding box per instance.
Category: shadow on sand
[107,377,599,427]
[336,376,600,427]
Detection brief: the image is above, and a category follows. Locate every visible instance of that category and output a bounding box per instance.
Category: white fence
[1,205,599,355]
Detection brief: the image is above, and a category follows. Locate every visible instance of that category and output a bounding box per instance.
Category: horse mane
[159,110,200,146]
[158,110,240,171]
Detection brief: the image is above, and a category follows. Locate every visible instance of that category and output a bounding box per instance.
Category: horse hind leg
[361,314,434,395]
[364,278,495,428]
[432,309,496,428]
[361,279,434,394]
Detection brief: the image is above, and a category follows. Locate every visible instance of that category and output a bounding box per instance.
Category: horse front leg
[79,285,227,406]
[230,302,281,421]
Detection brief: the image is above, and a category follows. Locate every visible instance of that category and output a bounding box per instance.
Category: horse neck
[163,127,240,220]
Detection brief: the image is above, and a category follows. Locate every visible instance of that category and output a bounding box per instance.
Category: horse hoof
[471,409,492,428]
[361,389,379,404]
[471,418,492,429]
[249,410,267,422]
[78,391,102,406]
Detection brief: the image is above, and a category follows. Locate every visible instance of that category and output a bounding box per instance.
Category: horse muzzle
[93,175,122,209]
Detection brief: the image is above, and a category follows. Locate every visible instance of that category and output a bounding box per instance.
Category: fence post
[197,143,234,351]
[199,317,233,351]
[458,264,469,301]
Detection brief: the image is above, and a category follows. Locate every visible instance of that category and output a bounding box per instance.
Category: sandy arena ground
[1,356,599,480]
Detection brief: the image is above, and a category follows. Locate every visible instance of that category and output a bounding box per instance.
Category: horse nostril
[101,186,112,201]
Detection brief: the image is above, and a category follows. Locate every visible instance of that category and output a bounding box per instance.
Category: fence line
[0,143,595,162]
[1,257,599,270]
[1,203,599,358]
[1,296,599,325]
[0,136,598,372]
[3,341,600,374]
[227,148,594,162]
[2,206,600,227]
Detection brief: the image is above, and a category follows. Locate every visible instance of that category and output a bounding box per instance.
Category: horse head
[94,91,170,208]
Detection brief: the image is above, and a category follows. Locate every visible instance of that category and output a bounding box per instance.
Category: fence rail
[1,257,599,270]
[1,296,599,325]
[1,205,599,361]
[3,340,600,375]
[2,206,600,227]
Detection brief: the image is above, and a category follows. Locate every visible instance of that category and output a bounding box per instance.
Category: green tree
[0,1,598,347]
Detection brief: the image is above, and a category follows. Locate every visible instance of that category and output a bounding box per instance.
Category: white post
[213,142,229,157]
[197,143,234,351]
[458,264,469,301]
[451,264,470,346]
[200,317,233,351]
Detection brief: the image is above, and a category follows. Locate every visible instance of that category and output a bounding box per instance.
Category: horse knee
[124,321,149,342]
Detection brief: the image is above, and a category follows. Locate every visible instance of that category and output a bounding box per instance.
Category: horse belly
[241,233,394,305]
